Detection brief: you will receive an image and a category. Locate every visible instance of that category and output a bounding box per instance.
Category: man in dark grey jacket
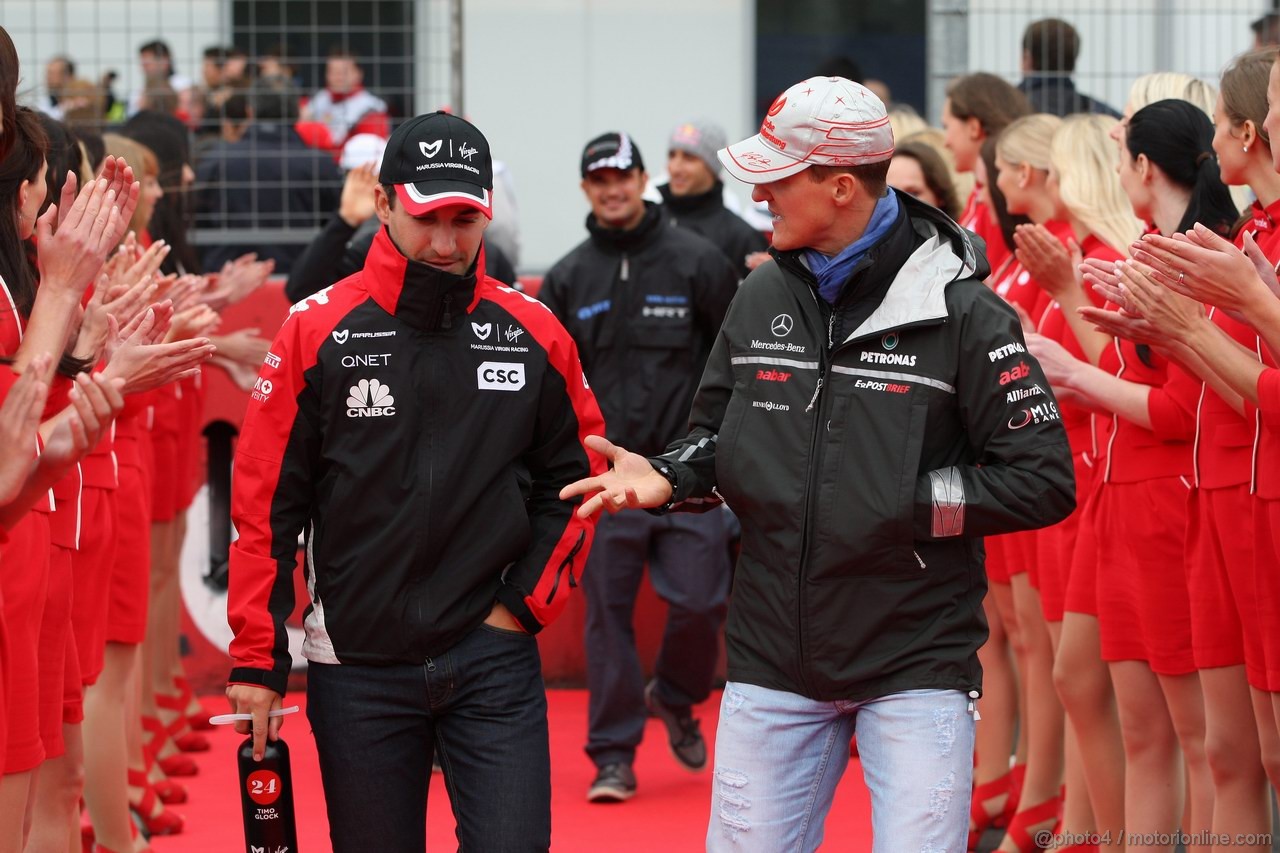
[540,131,739,804]
[657,120,767,280]
[562,77,1075,852]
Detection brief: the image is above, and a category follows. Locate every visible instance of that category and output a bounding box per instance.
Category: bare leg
[998,574,1063,853]
[1112,661,1180,851]
[1158,672,1211,853]
[81,643,137,853]
[1200,666,1268,853]
[1053,613,1123,851]
[23,723,84,853]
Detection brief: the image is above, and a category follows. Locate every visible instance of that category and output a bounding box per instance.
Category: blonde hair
[1050,115,1143,255]
[888,104,928,143]
[103,133,159,236]
[996,113,1062,171]
[1125,72,1216,118]
[901,128,974,209]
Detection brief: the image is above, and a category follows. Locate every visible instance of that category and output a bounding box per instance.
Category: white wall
[462,0,756,272]
[964,0,1260,114]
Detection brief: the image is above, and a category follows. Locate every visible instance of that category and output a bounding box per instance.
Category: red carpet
[153,690,873,852]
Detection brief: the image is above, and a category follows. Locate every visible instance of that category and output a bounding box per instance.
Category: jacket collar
[657,181,724,216]
[771,192,986,343]
[844,193,984,341]
[360,226,484,332]
[586,201,666,254]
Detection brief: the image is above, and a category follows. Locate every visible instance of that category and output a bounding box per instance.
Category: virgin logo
[767,95,787,117]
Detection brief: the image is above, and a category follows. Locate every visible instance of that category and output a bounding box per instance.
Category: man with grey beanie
[658,120,767,280]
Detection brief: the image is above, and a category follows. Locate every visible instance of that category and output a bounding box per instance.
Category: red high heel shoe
[129,768,187,805]
[141,715,199,777]
[128,774,185,837]
[968,765,1023,851]
[172,675,215,731]
[1002,793,1063,852]
[154,692,211,752]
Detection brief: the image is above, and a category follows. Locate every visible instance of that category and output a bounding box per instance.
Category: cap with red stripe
[379,111,494,218]
[718,76,894,184]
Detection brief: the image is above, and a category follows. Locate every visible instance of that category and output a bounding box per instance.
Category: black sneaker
[644,680,707,771]
[587,762,636,803]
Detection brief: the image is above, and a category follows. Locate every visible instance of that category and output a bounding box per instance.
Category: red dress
[0,274,54,772]
[1185,200,1280,684]
[1088,327,1200,674]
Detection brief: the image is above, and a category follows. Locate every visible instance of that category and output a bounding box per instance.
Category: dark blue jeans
[306,622,551,852]
[583,508,732,768]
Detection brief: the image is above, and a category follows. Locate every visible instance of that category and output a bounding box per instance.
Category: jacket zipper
[544,530,587,605]
[793,305,835,696]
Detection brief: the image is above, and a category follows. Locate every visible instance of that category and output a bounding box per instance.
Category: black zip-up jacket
[539,203,739,457]
[658,181,769,280]
[652,192,1076,701]
[227,227,606,695]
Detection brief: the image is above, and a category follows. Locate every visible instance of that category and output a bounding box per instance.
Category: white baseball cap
[718,76,894,184]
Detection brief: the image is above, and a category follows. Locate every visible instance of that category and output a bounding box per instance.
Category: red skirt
[1186,485,1263,684]
[1253,497,1280,692]
[1038,451,1097,622]
[2,511,51,772]
[38,544,80,758]
[1095,477,1196,676]
[105,463,152,645]
[71,487,117,685]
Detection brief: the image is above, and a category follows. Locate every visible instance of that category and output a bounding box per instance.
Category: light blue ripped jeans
[706,683,974,853]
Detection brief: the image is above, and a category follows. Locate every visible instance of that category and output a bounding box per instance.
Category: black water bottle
[237,735,300,853]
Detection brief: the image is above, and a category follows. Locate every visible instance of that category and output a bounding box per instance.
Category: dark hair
[1127,99,1238,236]
[979,136,1031,252]
[250,83,300,123]
[202,45,230,65]
[139,39,172,61]
[0,26,19,163]
[121,111,198,273]
[814,56,864,84]
[74,128,106,174]
[0,108,49,320]
[218,91,250,124]
[1023,18,1080,73]
[893,141,960,219]
[36,114,83,217]
[945,73,1032,136]
[327,47,360,63]
[806,160,891,197]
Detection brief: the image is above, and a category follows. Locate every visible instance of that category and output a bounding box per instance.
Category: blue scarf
[805,191,901,305]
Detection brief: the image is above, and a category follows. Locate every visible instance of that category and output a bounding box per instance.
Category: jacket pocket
[809,389,930,579]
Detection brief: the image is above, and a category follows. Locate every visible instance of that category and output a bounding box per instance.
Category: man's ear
[830,172,861,207]
[374,184,393,224]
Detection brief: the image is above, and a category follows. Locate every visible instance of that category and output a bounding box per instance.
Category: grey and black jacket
[652,192,1076,701]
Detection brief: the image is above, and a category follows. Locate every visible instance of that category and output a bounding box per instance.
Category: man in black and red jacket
[225,111,606,852]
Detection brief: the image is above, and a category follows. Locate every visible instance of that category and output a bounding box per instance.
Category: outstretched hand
[559,435,673,518]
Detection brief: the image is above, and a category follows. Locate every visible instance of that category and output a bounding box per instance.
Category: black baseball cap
[379,111,493,218]
[580,131,645,177]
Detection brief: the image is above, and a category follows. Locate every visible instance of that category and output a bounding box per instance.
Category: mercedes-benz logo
[771,313,793,337]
